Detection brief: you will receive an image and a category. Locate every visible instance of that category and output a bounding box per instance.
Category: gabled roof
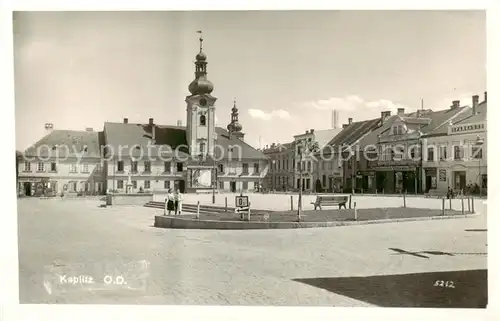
[103,121,267,160]
[213,127,268,160]
[358,116,399,147]
[322,118,381,153]
[23,130,104,158]
[103,122,189,157]
[409,106,471,135]
[452,101,487,125]
[313,128,343,150]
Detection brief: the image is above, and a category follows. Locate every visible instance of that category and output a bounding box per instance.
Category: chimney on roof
[305,130,309,134]
[85,128,93,132]
[348,118,353,125]
[310,129,315,134]
[397,108,405,116]
[451,100,460,109]
[380,111,391,124]
[148,118,156,145]
[44,123,54,133]
[177,120,182,126]
[123,118,128,124]
[484,91,487,102]
[342,124,348,128]
[472,95,479,115]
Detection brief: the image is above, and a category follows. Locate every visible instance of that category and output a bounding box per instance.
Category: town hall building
[19,34,268,196]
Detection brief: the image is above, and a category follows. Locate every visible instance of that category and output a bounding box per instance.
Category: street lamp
[476,136,484,197]
[272,159,276,193]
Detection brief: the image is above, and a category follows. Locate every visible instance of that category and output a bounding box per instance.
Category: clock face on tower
[199,98,207,106]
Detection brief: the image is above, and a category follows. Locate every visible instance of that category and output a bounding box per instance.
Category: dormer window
[392,125,404,135]
[200,115,206,126]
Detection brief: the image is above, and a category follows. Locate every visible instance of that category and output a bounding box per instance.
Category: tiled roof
[358,116,399,147]
[408,106,471,136]
[103,122,267,160]
[262,141,294,154]
[103,122,190,157]
[23,130,104,158]
[214,127,268,160]
[324,118,381,151]
[313,128,343,149]
[452,101,487,126]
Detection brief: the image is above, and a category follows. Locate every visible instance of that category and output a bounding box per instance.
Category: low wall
[107,193,153,206]
[152,192,483,212]
[154,214,477,230]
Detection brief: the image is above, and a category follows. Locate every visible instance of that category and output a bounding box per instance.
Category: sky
[13,10,486,151]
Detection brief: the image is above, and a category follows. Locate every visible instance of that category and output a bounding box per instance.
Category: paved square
[18,197,487,306]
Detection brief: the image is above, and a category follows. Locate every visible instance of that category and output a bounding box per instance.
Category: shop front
[18,177,56,197]
[357,170,376,193]
[374,165,421,194]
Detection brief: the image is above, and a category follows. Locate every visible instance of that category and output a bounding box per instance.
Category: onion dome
[227,99,243,132]
[196,51,207,61]
[188,77,214,95]
[188,32,214,95]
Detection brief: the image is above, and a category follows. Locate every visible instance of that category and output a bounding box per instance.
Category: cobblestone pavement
[18,198,487,306]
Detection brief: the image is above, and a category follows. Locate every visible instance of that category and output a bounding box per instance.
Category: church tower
[185,32,217,157]
[227,99,245,141]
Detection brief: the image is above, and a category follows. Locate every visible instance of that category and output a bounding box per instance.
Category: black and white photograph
[4,4,497,319]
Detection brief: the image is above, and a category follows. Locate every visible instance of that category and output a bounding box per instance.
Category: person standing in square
[174,189,183,215]
[165,189,175,215]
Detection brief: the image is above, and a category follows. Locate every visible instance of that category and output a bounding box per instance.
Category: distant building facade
[262,142,294,192]
[294,128,342,192]
[423,92,487,195]
[18,126,106,196]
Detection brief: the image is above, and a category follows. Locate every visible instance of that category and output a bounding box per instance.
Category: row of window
[217,163,259,174]
[116,161,182,173]
[23,162,101,173]
[270,158,294,171]
[115,180,251,190]
[378,145,483,161]
[269,176,290,187]
[66,181,103,192]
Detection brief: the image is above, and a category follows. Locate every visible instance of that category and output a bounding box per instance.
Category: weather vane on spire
[196,30,203,52]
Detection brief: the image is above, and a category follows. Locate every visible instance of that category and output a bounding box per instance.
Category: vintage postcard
[7,7,494,321]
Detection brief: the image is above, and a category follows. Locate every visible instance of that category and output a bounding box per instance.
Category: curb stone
[153,212,481,230]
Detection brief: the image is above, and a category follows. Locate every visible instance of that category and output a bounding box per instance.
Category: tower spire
[227,97,243,134]
[197,30,203,52]
[188,30,213,96]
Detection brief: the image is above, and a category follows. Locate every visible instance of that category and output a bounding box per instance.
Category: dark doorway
[230,181,236,193]
[426,176,432,193]
[376,172,386,193]
[403,171,416,194]
[178,180,186,193]
[23,182,32,196]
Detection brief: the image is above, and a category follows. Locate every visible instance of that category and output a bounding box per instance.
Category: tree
[296,139,320,221]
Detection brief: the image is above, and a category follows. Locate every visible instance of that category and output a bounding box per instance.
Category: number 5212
[434,280,455,288]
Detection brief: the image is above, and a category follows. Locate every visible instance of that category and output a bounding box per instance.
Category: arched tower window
[200,114,206,126]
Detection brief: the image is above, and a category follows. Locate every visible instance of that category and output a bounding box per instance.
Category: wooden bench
[311,195,350,210]
[425,189,448,198]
